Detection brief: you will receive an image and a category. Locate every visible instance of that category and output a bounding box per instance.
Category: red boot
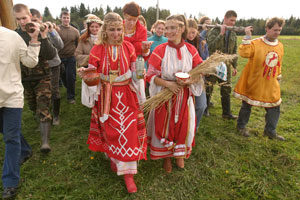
[124,174,137,193]
[110,160,117,172]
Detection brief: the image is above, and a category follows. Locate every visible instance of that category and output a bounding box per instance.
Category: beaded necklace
[107,45,121,83]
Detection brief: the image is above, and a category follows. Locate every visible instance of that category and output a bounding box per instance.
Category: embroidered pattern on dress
[108,91,142,157]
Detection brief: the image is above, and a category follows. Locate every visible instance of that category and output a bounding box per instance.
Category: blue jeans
[195,91,207,129]
[61,56,76,100]
[237,101,280,135]
[0,107,32,188]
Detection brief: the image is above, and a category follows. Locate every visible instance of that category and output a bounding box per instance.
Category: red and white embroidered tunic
[87,41,147,171]
[146,40,203,159]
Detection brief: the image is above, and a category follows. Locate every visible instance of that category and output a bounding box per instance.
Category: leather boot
[176,158,184,168]
[40,121,51,153]
[221,96,237,119]
[52,99,60,126]
[163,157,172,173]
[124,174,137,193]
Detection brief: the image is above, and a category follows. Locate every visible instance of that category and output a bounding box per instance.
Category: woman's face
[89,22,101,35]
[106,23,123,44]
[187,27,198,41]
[155,23,165,37]
[124,14,138,31]
[165,20,183,43]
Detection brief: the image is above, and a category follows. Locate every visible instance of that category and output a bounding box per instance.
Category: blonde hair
[151,19,165,32]
[166,14,188,40]
[95,12,124,45]
[13,3,30,15]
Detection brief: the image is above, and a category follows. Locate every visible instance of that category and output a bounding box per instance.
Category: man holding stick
[206,10,240,119]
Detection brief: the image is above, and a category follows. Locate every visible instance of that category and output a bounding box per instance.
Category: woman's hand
[176,78,194,86]
[166,81,182,94]
[77,67,86,78]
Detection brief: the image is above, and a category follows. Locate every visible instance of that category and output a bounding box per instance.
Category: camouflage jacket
[16,28,56,81]
[207,27,238,68]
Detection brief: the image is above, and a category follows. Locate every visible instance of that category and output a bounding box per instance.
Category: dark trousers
[237,101,280,135]
[61,56,76,100]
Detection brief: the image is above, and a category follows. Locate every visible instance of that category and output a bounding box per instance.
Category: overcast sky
[13,0,299,20]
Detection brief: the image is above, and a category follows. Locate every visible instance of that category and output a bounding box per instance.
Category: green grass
[1,36,300,199]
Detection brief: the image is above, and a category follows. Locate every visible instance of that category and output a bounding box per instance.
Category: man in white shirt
[0,25,40,199]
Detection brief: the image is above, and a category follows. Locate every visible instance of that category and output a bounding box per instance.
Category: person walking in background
[206,10,238,119]
[0,24,40,199]
[234,17,285,140]
[146,14,203,173]
[57,10,80,104]
[123,2,151,58]
[186,18,207,130]
[75,15,102,68]
[79,12,147,193]
[30,8,64,126]
[13,3,56,153]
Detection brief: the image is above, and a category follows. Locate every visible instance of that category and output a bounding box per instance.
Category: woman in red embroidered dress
[79,12,147,193]
[122,2,151,59]
[146,15,203,173]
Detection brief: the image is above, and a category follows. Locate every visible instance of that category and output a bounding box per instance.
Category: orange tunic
[233,37,284,107]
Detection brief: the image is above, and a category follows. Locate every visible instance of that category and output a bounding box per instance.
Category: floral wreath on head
[86,16,103,25]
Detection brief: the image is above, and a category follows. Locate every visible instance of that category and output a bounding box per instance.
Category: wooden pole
[0,0,16,30]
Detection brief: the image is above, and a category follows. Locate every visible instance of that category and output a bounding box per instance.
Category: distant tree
[92,6,104,19]
[43,7,54,21]
[106,5,112,14]
[79,3,89,18]
[113,7,122,16]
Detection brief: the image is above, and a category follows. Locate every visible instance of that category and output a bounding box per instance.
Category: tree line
[42,3,300,35]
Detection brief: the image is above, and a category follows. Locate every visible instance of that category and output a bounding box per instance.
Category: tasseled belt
[99,79,131,123]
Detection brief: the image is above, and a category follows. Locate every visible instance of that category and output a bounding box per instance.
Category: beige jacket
[75,37,94,67]
[0,27,40,108]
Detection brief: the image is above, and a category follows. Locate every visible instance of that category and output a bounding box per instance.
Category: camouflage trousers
[23,77,52,122]
[50,65,61,100]
[205,75,232,99]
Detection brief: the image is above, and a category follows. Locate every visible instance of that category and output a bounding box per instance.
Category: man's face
[14,9,31,31]
[61,14,70,26]
[224,16,237,26]
[31,15,42,23]
[266,23,282,41]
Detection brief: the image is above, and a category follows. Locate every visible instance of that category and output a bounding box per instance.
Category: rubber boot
[52,99,60,125]
[221,96,237,119]
[124,174,137,193]
[40,121,51,153]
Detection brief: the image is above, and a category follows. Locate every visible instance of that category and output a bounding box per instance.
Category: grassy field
[1,36,300,200]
